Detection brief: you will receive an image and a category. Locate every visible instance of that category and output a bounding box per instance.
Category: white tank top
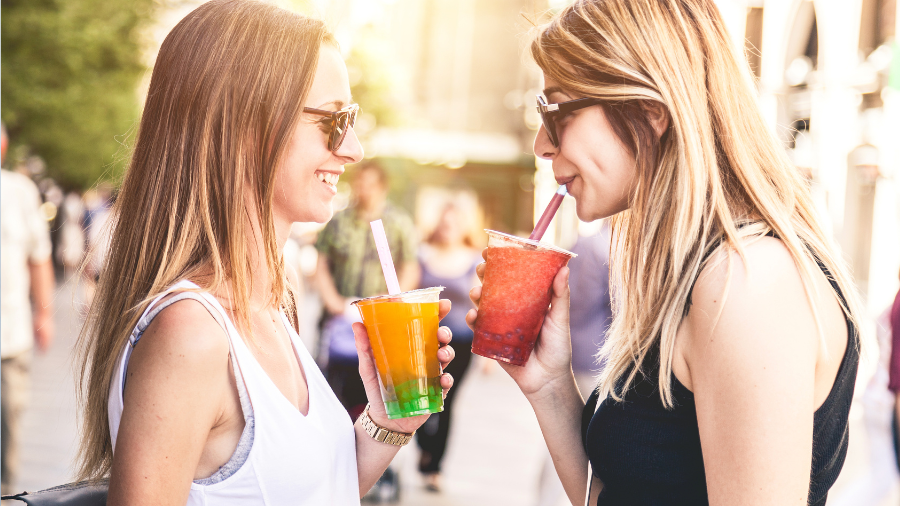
[108,280,360,505]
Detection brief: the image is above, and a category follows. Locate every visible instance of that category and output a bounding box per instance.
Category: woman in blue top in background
[416,199,482,492]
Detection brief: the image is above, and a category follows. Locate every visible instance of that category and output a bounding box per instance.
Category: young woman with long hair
[468,1,862,504]
[74,2,455,504]
[415,199,483,491]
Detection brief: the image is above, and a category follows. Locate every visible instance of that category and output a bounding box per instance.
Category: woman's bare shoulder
[129,295,231,379]
[682,235,819,368]
[691,235,806,308]
[113,296,236,503]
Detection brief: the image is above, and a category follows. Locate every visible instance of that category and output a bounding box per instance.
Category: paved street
[13,279,82,493]
[5,280,899,506]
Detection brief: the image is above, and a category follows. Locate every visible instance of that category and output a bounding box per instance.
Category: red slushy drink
[472,230,575,366]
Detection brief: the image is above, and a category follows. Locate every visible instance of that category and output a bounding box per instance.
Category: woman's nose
[534,124,558,160]
[336,126,364,163]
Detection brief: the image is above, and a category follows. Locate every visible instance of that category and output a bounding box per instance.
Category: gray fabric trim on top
[193,413,255,485]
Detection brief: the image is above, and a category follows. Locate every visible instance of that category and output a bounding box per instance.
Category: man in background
[0,124,55,494]
[314,161,420,418]
[314,161,419,502]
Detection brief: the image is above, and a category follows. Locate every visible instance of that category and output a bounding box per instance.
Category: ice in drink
[353,287,445,419]
[472,230,575,366]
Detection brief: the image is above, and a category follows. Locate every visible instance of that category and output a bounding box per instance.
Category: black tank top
[582,258,859,506]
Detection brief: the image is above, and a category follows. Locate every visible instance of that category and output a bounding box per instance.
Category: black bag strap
[1,478,109,505]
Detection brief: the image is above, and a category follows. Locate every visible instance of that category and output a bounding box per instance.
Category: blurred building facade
[743,0,899,316]
[325,0,546,237]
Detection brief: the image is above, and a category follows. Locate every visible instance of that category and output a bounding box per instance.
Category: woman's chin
[575,198,627,222]
[308,206,335,224]
[575,202,600,222]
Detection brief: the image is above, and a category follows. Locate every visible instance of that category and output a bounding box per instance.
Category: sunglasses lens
[331,112,350,151]
[536,97,559,148]
[541,114,558,148]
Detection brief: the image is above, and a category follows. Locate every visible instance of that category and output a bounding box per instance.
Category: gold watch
[357,404,414,446]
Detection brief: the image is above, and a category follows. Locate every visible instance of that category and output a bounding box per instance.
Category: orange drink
[353,287,444,419]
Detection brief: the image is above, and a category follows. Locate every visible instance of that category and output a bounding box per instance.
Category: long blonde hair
[74,0,335,480]
[531,0,862,407]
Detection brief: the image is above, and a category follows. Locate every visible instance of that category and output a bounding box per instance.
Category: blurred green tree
[1,0,156,190]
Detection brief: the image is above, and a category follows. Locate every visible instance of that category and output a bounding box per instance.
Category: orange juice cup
[353,287,445,419]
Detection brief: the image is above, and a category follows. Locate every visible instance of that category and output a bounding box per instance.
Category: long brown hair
[531,0,862,407]
[74,0,335,480]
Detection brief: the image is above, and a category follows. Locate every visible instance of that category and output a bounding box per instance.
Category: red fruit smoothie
[472,230,575,366]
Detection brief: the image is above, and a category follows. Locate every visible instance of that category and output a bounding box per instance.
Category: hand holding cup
[352,297,455,433]
[467,248,574,401]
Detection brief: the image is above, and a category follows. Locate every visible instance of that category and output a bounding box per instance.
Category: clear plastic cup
[472,230,576,366]
[353,287,445,419]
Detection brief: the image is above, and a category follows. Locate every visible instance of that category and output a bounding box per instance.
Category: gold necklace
[247,306,282,357]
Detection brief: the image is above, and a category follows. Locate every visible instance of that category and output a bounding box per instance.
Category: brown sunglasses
[536,95,602,148]
[303,104,360,152]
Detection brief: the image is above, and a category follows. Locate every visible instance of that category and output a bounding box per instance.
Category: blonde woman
[467,1,861,505]
[416,201,482,491]
[74,2,455,505]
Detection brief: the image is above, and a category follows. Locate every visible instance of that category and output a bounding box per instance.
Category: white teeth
[316,172,338,187]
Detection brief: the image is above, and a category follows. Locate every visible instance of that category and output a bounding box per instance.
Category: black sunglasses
[536,95,603,148]
[303,104,360,152]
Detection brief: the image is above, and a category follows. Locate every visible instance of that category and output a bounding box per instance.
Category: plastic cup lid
[485,229,577,258]
[351,286,445,306]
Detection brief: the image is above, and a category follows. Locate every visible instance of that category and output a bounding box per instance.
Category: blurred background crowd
[2,0,900,505]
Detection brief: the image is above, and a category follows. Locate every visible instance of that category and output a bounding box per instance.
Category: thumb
[546,266,570,331]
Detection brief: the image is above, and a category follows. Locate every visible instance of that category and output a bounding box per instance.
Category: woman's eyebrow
[543,86,569,100]
[314,99,346,110]
[543,86,562,96]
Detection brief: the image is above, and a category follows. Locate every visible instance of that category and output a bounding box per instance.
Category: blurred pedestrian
[567,221,612,391]
[469,1,864,504]
[0,123,56,494]
[415,201,482,492]
[72,3,454,504]
[535,221,611,506]
[81,184,114,305]
[313,161,420,501]
[57,192,86,278]
[314,161,421,420]
[892,272,900,460]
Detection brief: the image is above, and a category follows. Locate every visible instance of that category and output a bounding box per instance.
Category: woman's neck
[242,196,291,311]
[429,241,462,252]
[355,200,386,222]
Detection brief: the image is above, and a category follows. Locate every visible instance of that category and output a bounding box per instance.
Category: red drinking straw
[529,185,568,241]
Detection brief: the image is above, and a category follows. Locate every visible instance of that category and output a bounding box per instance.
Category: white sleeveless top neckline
[108,280,360,505]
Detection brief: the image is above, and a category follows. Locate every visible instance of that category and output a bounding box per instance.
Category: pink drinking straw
[370,219,402,295]
[529,185,568,241]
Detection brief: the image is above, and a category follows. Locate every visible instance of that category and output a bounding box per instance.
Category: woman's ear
[645,102,670,139]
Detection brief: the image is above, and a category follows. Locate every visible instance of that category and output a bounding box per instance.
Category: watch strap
[357,404,414,446]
